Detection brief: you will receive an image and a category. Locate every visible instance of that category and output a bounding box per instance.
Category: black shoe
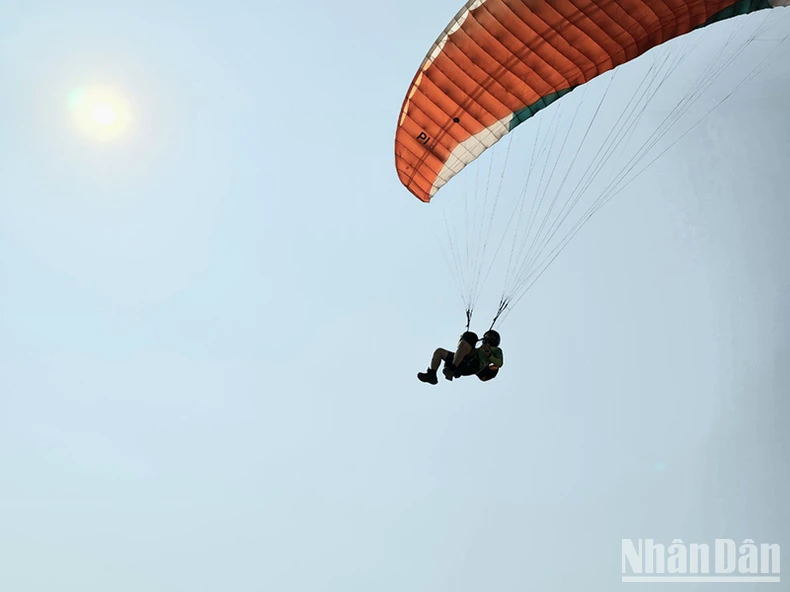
[417,369,438,385]
[442,366,455,381]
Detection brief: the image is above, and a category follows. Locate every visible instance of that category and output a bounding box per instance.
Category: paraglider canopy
[395,0,786,203]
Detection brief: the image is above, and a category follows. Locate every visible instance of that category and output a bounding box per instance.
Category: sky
[0,1,789,590]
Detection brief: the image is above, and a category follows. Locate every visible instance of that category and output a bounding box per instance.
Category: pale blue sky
[1,2,789,590]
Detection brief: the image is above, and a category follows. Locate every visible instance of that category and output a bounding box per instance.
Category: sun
[92,102,117,127]
[69,86,133,142]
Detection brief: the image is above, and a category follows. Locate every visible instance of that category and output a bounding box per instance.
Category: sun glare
[69,86,132,142]
[92,103,117,127]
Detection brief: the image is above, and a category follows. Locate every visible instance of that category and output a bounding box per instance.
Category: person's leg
[439,341,474,381]
[418,348,452,384]
[430,348,453,371]
[452,340,473,367]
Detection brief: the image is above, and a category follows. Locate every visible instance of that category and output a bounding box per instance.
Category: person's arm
[488,347,503,368]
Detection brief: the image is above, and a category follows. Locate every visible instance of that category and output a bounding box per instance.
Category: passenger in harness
[417,330,503,385]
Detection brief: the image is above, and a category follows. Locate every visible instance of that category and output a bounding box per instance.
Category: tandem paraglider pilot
[418,330,503,385]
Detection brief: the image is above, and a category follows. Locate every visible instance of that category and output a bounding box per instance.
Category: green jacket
[478,345,503,371]
[462,345,503,374]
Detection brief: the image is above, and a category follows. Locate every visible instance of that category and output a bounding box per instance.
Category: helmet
[482,330,500,347]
